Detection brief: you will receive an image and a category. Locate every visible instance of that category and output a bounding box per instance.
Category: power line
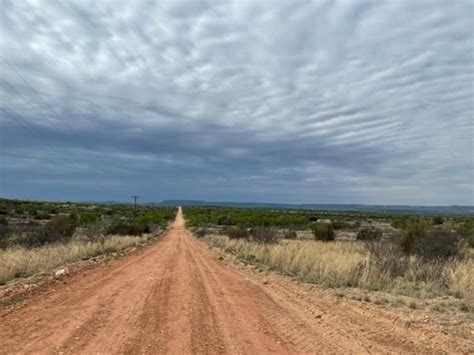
[0,92,92,175]
[0,106,36,131]
[0,56,74,130]
[0,79,57,126]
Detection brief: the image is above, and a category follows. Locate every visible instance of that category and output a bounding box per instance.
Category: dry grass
[205,235,474,303]
[0,235,149,285]
[446,258,474,303]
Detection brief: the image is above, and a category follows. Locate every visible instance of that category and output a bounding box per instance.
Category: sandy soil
[0,208,472,354]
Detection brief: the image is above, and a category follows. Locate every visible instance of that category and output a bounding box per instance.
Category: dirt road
[0,208,471,354]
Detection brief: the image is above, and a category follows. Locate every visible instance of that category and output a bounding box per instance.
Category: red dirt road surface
[0,208,471,354]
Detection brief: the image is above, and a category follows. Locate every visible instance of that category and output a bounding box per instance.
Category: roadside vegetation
[185,206,474,308]
[0,198,176,285]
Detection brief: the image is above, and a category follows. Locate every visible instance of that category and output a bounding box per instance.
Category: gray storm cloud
[0,0,473,204]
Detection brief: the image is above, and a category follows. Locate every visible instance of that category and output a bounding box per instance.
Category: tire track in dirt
[185,235,322,353]
[0,207,471,354]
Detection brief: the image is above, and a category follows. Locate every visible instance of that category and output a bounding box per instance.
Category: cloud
[0,0,473,205]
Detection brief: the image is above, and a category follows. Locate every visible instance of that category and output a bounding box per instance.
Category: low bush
[400,219,427,254]
[218,215,235,225]
[194,227,207,238]
[79,212,99,225]
[432,216,444,225]
[413,230,463,261]
[1,216,76,248]
[332,220,348,230]
[44,215,76,243]
[81,223,104,242]
[226,226,249,240]
[106,221,150,236]
[311,222,335,242]
[356,227,382,241]
[14,207,25,215]
[457,220,474,248]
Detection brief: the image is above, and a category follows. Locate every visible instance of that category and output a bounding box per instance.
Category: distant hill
[154,200,474,215]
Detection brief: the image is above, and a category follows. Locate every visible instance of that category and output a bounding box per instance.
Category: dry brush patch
[204,235,474,306]
[0,235,150,285]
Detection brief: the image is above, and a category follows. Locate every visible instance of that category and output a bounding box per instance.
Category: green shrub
[332,220,348,230]
[132,209,176,225]
[79,212,99,225]
[44,215,77,242]
[8,215,77,248]
[218,215,235,225]
[413,230,463,261]
[311,222,335,242]
[14,207,25,215]
[432,216,444,225]
[356,227,382,241]
[400,219,427,254]
[457,220,474,237]
[106,221,150,236]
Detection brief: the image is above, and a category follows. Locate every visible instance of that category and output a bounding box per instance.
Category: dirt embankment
[0,208,472,354]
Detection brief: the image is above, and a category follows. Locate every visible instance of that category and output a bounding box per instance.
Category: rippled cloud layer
[1,0,472,204]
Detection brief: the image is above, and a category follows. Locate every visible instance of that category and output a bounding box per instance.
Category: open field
[1,207,472,353]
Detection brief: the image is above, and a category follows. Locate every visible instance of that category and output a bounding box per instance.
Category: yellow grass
[446,258,474,303]
[0,235,149,285]
[205,235,474,302]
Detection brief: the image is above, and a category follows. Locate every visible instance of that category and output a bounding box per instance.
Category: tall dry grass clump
[446,258,474,303]
[207,236,364,287]
[0,235,149,285]
[205,235,474,302]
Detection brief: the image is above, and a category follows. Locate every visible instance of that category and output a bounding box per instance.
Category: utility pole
[130,195,140,212]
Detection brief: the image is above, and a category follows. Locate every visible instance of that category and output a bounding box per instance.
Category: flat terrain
[0,208,471,354]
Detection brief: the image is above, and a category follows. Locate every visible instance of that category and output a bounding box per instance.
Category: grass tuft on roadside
[0,235,149,285]
[204,235,473,304]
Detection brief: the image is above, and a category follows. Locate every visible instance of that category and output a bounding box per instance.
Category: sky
[0,0,473,205]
